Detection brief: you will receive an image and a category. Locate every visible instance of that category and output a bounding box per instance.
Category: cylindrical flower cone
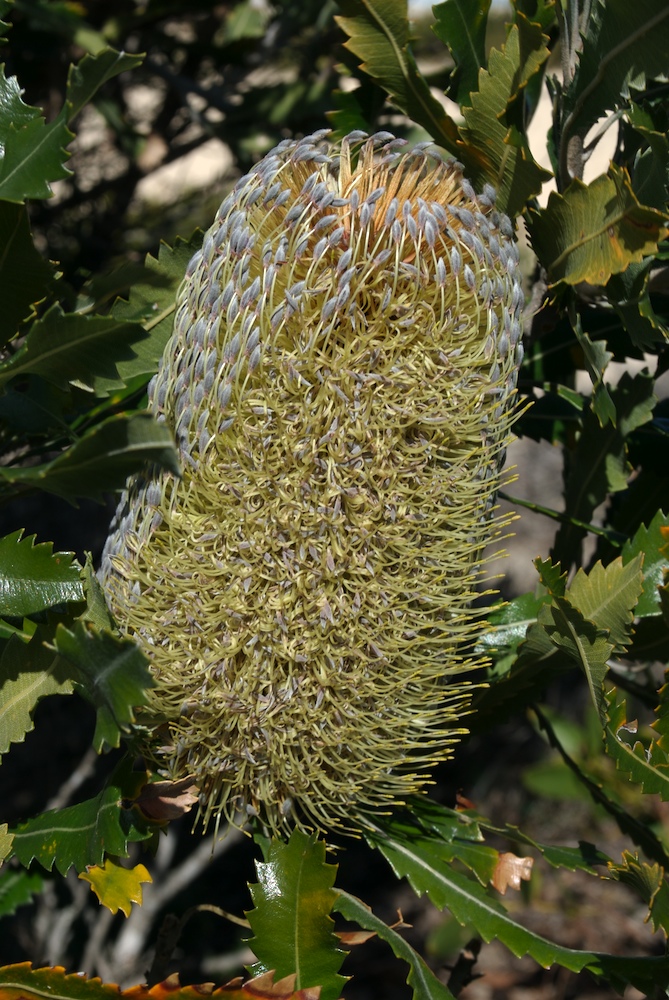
[100,130,524,835]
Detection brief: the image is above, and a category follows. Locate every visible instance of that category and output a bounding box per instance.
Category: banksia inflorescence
[100,130,524,834]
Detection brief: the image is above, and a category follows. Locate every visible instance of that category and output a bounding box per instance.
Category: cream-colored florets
[100,130,523,834]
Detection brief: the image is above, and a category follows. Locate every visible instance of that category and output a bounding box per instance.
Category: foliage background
[1,0,669,997]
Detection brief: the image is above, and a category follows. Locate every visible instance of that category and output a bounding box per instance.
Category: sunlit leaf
[334,890,457,1000]
[566,554,644,653]
[10,758,152,874]
[334,0,462,156]
[0,305,149,395]
[457,16,552,215]
[622,510,669,617]
[79,858,151,917]
[528,165,669,286]
[0,868,42,917]
[0,111,72,204]
[0,202,54,346]
[0,629,74,757]
[0,824,13,865]
[0,531,82,617]
[246,829,347,1000]
[605,689,669,801]
[54,622,154,753]
[608,851,669,936]
[431,0,490,104]
[0,411,179,502]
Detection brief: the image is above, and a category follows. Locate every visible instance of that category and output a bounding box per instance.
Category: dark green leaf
[432,0,490,104]
[0,629,74,756]
[246,829,348,1000]
[104,235,203,391]
[0,111,72,204]
[334,890,457,1000]
[570,315,615,426]
[0,1,11,44]
[0,202,54,346]
[65,49,144,122]
[562,0,669,146]
[0,869,43,918]
[528,165,668,286]
[476,592,549,658]
[535,556,567,599]
[54,622,154,753]
[458,17,552,216]
[367,820,669,991]
[621,510,669,617]
[9,758,152,874]
[0,530,82,617]
[334,0,463,157]
[538,598,613,720]
[0,411,179,502]
[0,304,149,395]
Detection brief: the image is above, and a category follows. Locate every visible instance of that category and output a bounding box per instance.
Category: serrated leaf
[103,235,203,391]
[608,260,669,352]
[0,67,41,151]
[571,314,615,426]
[79,858,151,917]
[0,965,319,1000]
[535,556,567,598]
[0,304,149,395]
[457,16,552,216]
[528,165,669,286]
[566,555,644,653]
[0,112,72,204]
[0,629,74,756]
[334,0,462,157]
[0,411,179,502]
[605,690,669,801]
[9,758,151,874]
[553,370,656,568]
[334,890,457,1000]
[80,555,115,632]
[54,622,154,753]
[0,530,82,617]
[0,869,43,917]
[246,829,347,1000]
[65,49,144,122]
[622,510,669,617]
[608,851,669,936]
[0,202,54,345]
[431,0,490,104]
[562,0,669,144]
[366,822,669,991]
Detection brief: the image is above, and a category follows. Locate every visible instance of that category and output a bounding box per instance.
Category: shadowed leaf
[0,203,54,346]
[605,690,669,800]
[608,851,669,936]
[0,869,42,916]
[432,0,490,104]
[334,890,457,999]
[54,622,154,753]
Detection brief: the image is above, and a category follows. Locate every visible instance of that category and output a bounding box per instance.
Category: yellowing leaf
[491,852,534,895]
[529,164,669,286]
[0,824,14,866]
[79,858,152,917]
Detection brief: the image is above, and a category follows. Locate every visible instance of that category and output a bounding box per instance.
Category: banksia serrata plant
[100,129,524,835]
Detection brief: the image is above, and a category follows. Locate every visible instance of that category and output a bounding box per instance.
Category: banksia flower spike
[100,130,524,835]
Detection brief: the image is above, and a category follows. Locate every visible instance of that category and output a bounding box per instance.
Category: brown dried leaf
[133,777,199,822]
[491,852,534,895]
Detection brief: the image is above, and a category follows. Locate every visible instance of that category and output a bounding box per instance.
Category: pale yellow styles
[100,130,523,835]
